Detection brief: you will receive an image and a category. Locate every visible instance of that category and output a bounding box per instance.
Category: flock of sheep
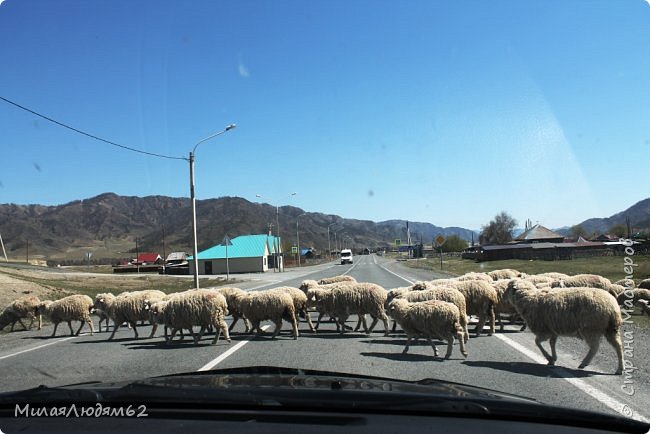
[1,271,649,375]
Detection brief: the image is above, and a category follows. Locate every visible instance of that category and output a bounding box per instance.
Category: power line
[0,95,187,161]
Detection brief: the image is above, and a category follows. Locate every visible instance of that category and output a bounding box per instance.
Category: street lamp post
[334,228,344,256]
[189,124,236,289]
[327,223,337,261]
[296,213,306,267]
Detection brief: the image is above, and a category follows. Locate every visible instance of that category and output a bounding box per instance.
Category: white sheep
[304,281,357,331]
[312,282,389,335]
[37,294,95,337]
[387,284,469,343]
[387,298,467,359]
[318,275,357,285]
[0,295,41,332]
[162,289,231,345]
[504,280,625,374]
[442,280,497,337]
[455,272,493,283]
[538,272,570,280]
[234,290,299,339]
[487,269,522,281]
[96,289,166,340]
[269,286,315,332]
[491,279,526,332]
[617,288,650,311]
[214,286,251,333]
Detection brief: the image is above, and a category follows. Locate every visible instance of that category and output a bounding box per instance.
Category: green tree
[570,224,588,238]
[441,235,469,252]
[479,211,517,245]
[609,224,627,238]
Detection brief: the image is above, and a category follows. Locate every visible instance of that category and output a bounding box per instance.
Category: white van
[340,249,353,265]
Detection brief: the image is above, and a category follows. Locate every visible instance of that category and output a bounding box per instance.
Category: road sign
[436,235,446,246]
[395,239,401,246]
[222,235,233,246]
[291,246,298,254]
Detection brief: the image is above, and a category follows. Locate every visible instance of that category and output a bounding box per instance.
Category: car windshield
[0,0,649,427]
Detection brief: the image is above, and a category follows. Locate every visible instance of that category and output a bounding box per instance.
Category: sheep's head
[36,300,53,314]
[412,281,429,291]
[299,280,318,292]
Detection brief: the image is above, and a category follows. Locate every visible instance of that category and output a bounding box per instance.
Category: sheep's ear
[99,298,105,303]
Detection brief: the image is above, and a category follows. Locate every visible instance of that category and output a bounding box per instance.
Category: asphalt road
[0,254,647,423]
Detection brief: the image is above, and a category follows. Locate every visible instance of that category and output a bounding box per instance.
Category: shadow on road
[360,351,452,362]
[462,360,600,377]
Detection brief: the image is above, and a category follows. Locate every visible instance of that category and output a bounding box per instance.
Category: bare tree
[480,212,517,245]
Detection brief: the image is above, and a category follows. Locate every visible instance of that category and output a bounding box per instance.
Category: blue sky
[1,0,649,229]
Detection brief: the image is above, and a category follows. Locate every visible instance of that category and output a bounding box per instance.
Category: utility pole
[0,233,7,261]
[26,239,29,264]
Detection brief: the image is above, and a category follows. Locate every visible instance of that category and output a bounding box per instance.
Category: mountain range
[0,193,647,263]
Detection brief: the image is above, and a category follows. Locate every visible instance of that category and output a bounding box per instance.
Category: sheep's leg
[445,336,454,359]
[315,312,324,330]
[15,318,27,330]
[354,315,364,332]
[67,320,74,336]
[461,315,470,343]
[290,311,299,339]
[131,322,139,339]
[37,314,42,330]
[402,336,412,354]
[303,309,315,332]
[359,315,369,334]
[10,320,16,332]
[367,315,379,334]
[520,322,527,332]
[534,336,554,365]
[167,328,178,344]
[51,322,60,337]
[337,314,350,335]
[271,320,282,339]
[457,331,468,357]
[497,312,505,332]
[578,335,601,370]
[75,321,84,336]
[108,320,120,340]
[427,338,440,358]
[243,318,251,333]
[474,314,486,337]
[381,314,390,336]
[213,314,231,344]
[194,326,206,345]
[27,317,35,330]
[604,330,624,375]
[391,319,397,333]
[487,306,495,336]
[549,336,558,362]
[228,316,239,332]
[148,322,158,339]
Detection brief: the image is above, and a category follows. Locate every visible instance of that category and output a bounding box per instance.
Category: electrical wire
[0,95,187,161]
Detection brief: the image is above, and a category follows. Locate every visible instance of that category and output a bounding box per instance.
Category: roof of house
[514,224,564,241]
[190,234,281,260]
[166,252,188,261]
[137,253,162,263]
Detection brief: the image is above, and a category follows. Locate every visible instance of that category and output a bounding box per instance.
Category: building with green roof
[188,234,282,274]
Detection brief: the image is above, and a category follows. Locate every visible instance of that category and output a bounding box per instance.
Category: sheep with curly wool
[387,284,469,343]
[213,286,251,333]
[488,269,523,281]
[491,279,527,332]
[269,286,315,332]
[0,295,41,332]
[234,290,299,339]
[617,288,650,311]
[439,280,497,337]
[387,298,467,359]
[538,272,570,280]
[96,289,166,340]
[37,294,94,337]
[318,275,357,285]
[456,272,493,283]
[504,279,625,374]
[162,289,231,345]
[312,282,389,335]
[551,274,612,290]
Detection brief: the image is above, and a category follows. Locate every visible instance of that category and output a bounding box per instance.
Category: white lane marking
[0,335,82,361]
[377,263,415,284]
[495,334,649,423]
[197,325,271,371]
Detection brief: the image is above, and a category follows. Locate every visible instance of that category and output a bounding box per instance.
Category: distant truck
[340,249,353,265]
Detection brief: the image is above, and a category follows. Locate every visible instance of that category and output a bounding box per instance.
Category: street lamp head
[289,192,297,196]
[225,124,237,131]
